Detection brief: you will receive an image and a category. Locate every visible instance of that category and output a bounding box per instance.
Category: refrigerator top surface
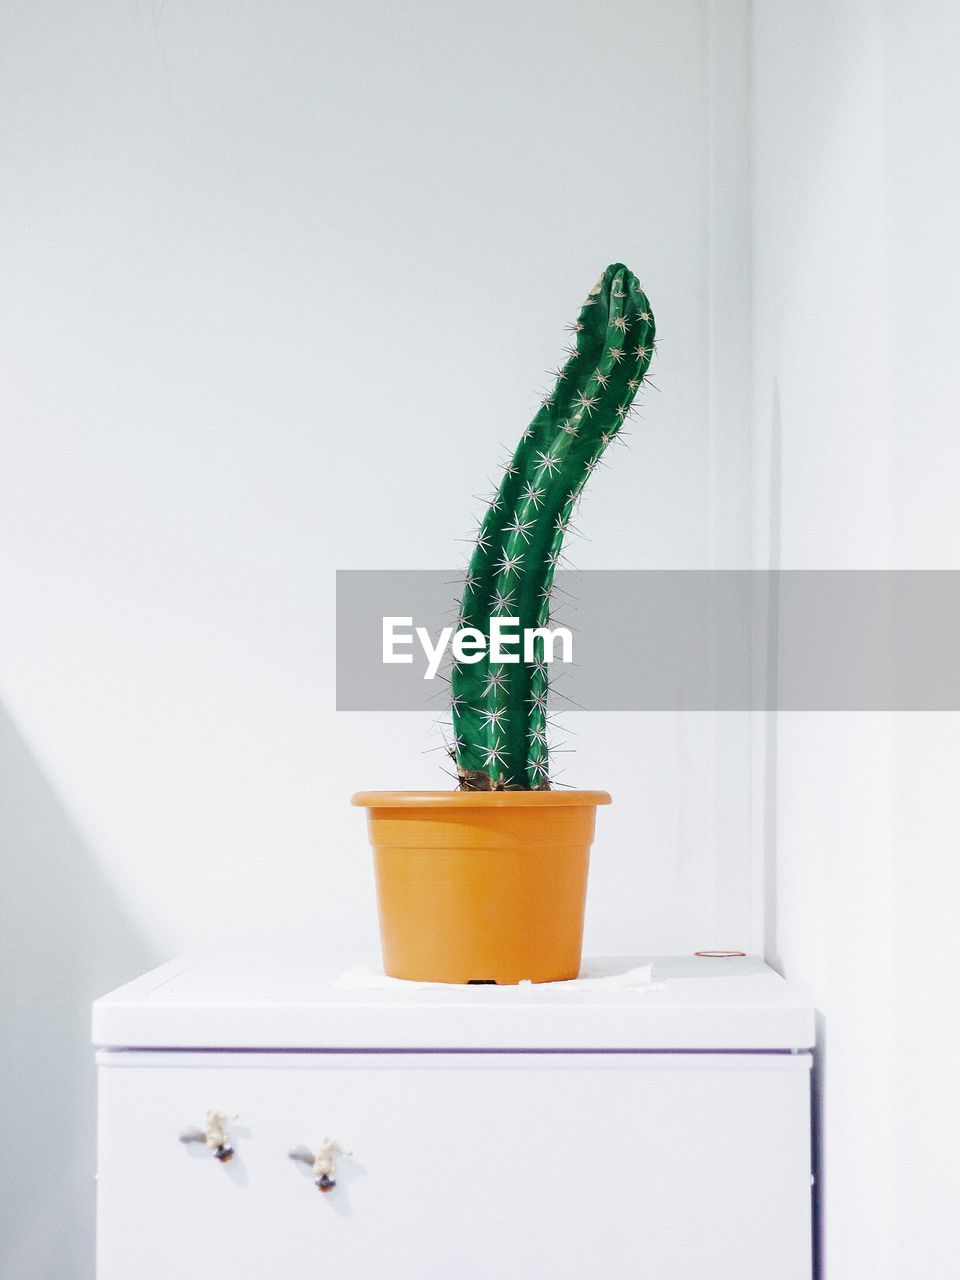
[92,951,815,1051]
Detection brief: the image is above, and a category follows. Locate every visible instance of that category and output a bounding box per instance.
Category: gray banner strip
[336,570,960,711]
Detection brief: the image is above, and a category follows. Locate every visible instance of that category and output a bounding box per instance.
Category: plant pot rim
[352,789,612,809]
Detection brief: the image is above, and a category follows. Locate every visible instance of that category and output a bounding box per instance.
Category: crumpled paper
[335,957,661,992]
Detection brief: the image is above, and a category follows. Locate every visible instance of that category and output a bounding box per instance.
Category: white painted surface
[1,8,753,1270]
[91,951,815,1050]
[0,0,752,970]
[96,1050,812,1280]
[751,3,960,1277]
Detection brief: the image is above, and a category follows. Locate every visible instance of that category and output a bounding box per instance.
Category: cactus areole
[451,262,655,791]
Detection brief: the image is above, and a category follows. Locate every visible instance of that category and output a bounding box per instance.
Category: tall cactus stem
[451,263,655,790]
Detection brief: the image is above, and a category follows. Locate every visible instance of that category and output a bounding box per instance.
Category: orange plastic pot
[352,790,611,985]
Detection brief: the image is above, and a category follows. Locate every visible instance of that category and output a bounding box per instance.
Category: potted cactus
[354,263,655,984]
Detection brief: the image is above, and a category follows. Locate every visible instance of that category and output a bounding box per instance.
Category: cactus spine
[451,262,656,790]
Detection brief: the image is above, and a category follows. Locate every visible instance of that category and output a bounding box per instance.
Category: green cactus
[450,262,656,790]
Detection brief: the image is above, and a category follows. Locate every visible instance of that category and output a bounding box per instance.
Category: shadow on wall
[0,703,157,1280]
[758,383,824,1278]
[812,1009,826,1280]
[763,378,782,970]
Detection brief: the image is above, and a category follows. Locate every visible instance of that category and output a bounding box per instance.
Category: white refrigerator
[93,951,814,1279]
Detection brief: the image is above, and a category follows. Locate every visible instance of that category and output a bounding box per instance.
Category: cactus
[450,262,656,790]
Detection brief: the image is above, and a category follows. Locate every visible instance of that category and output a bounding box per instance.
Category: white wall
[10,3,958,1276]
[0,3,751,1276]
[752,3,960,1276]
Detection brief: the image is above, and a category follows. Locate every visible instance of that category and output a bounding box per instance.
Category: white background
[1,1,957,1277]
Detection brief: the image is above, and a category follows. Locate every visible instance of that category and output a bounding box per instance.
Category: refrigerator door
[97,1049,812,1280]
